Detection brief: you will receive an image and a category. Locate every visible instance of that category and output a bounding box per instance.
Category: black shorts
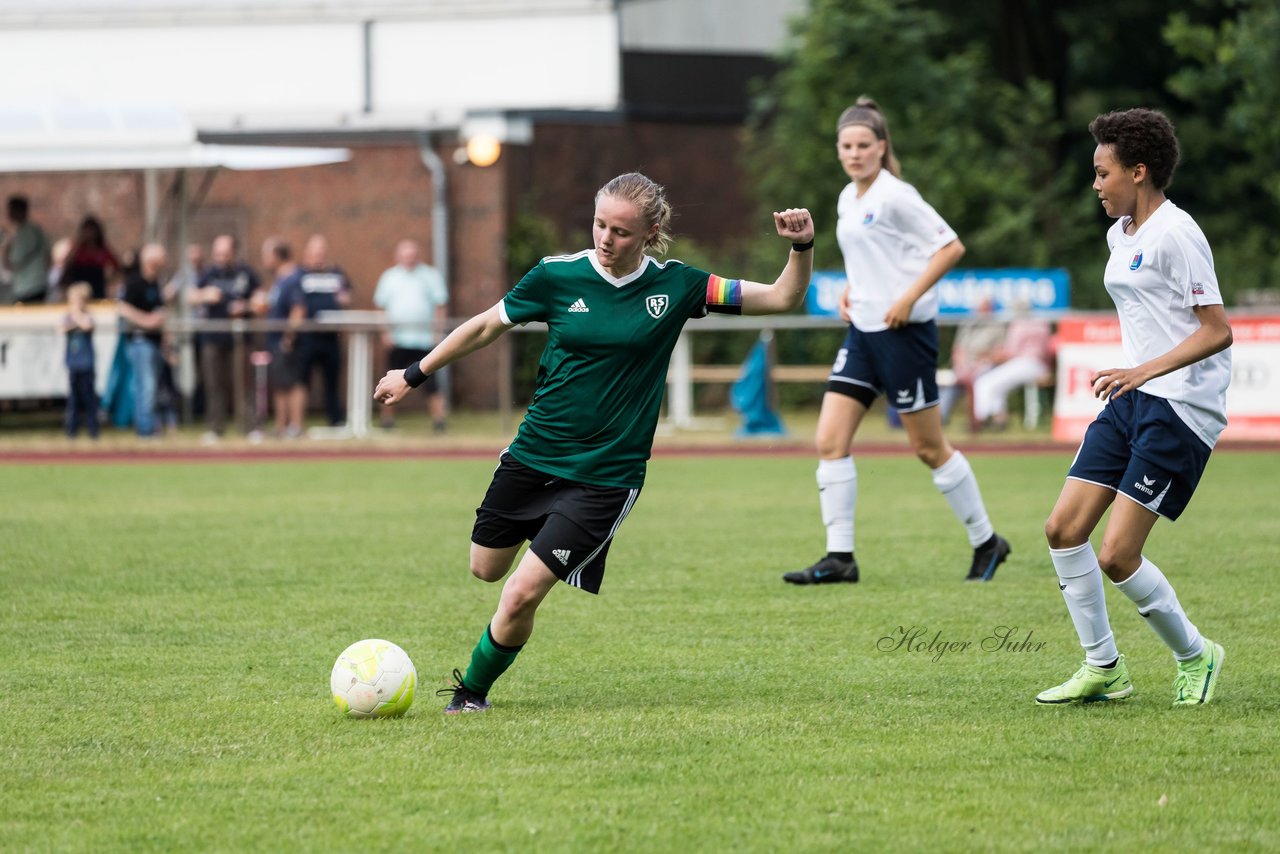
[389,345,438,394]
[471,452,641,594]
[269,346,305,389]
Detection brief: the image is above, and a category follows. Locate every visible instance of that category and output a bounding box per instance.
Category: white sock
[1113,556,1203,661]
[931,451,994,546]
[1050,543,1119,666]
[817,456,856,553]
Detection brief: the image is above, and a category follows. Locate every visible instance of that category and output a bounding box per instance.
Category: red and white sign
[1052,314,1280,442]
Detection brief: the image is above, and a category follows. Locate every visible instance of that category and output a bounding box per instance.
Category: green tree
[747,0,1280,307]
[747,0,1082,286]
[1164,0,1280,298]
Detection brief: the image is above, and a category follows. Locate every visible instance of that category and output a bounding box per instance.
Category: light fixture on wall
[454,112,531,166]
[464,134,501,167]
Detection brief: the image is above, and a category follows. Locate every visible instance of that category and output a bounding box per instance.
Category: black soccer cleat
[966,534,1011,582]
[438,668,491,714]
[783,554,859,585]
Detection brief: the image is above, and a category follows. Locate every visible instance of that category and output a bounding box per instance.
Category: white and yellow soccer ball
[330,639,417,718]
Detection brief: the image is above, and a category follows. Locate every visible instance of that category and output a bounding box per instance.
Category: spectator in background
[117,243,168,438]
[61,216,121,300]
[277,234,352,428]
[374,239,449,433]
[164,242,206,306]
[191,235,259,441]
[971,300,1054,431]
[3,195,51,305]
[940,295,1006,426]
[61,282,99,439]
[256,237,305,438]
[48,237,72,302]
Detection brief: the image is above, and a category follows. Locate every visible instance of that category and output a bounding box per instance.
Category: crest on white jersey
[646,294,669,319]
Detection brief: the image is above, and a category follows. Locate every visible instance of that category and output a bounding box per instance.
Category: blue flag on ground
[731,340,785,438]
[101,333,134,428]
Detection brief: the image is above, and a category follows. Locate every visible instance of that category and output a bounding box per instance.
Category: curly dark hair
[1088,108,1181,190]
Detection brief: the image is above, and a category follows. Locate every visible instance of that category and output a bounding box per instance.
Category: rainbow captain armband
[706,274,743,315]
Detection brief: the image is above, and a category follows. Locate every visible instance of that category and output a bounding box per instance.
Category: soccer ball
[330,639,417,718]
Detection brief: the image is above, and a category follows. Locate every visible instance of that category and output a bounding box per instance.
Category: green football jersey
[500,249,739,487]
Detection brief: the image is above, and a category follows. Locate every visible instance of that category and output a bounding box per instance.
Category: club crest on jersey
[1129,250,1144,271]
[862,211,876,225]
[645,294,669,319]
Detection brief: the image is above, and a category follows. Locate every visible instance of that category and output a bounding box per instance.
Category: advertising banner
[0,306,118,399]
[1052,314,1280,442]
[807,268,1070,318]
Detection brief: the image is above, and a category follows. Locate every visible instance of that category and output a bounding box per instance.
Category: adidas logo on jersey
[552,548,571,565]
[568,299,589,313]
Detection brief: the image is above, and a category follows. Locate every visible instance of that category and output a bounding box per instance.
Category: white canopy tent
[0,101,349,171]
[0,101,350,239]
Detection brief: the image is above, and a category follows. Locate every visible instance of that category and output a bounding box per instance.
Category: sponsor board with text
[1052,314,1280,442]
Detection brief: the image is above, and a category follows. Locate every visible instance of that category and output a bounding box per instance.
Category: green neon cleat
[1036,655,1133,704]
[1174,640,1224,706]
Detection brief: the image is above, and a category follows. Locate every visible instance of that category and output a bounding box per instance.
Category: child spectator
[62,282,99,438]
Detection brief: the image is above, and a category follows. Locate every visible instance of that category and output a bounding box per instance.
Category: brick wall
[1,119,754,411]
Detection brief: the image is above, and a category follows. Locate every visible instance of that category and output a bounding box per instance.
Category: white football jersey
[835,170,958,332]
[1104,200,1231,447]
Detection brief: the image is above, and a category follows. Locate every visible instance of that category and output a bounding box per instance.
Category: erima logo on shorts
[552,548,571,565]
[1134,475,1157,496]
[568,299,589,313]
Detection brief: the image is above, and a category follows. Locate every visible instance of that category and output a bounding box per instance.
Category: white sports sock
[930,451,994,546]
[817,456,856,553]
[1113,556,1204,661]
[1050,543,1119,666]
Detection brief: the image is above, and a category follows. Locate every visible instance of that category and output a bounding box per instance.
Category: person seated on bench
[972,299,1054,431]
[941,295,1006,426]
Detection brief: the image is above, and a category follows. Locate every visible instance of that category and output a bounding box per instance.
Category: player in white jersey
[1037,108,1233,706]
[783,97,1010,586]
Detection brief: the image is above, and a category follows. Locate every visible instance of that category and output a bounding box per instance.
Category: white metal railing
[1,307,1081,438]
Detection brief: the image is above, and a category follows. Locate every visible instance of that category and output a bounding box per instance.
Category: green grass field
[3,450,1278,851]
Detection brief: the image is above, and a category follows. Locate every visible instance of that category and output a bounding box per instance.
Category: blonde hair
[595,172,673,255]
[836,96,901,177]
[67,281,92,303]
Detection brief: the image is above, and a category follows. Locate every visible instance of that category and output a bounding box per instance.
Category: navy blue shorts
[827,321,940,411]
[1067,390,1212,521]
[471,452,640,594]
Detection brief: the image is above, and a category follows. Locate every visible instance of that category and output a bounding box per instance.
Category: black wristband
[791,239,814,252]
[403,360,428,389]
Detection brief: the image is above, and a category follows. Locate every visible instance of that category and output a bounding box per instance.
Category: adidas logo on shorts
[552,548,571,565]
[568,298,589,313]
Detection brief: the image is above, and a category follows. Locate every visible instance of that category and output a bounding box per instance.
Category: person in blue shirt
[275,234,352,427]
[61,282,99,438]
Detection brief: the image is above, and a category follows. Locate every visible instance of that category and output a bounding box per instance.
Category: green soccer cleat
[1173,639,1224,706]
[1035,655,1133,704]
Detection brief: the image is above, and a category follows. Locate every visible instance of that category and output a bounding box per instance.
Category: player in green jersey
[375,172,814,713]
